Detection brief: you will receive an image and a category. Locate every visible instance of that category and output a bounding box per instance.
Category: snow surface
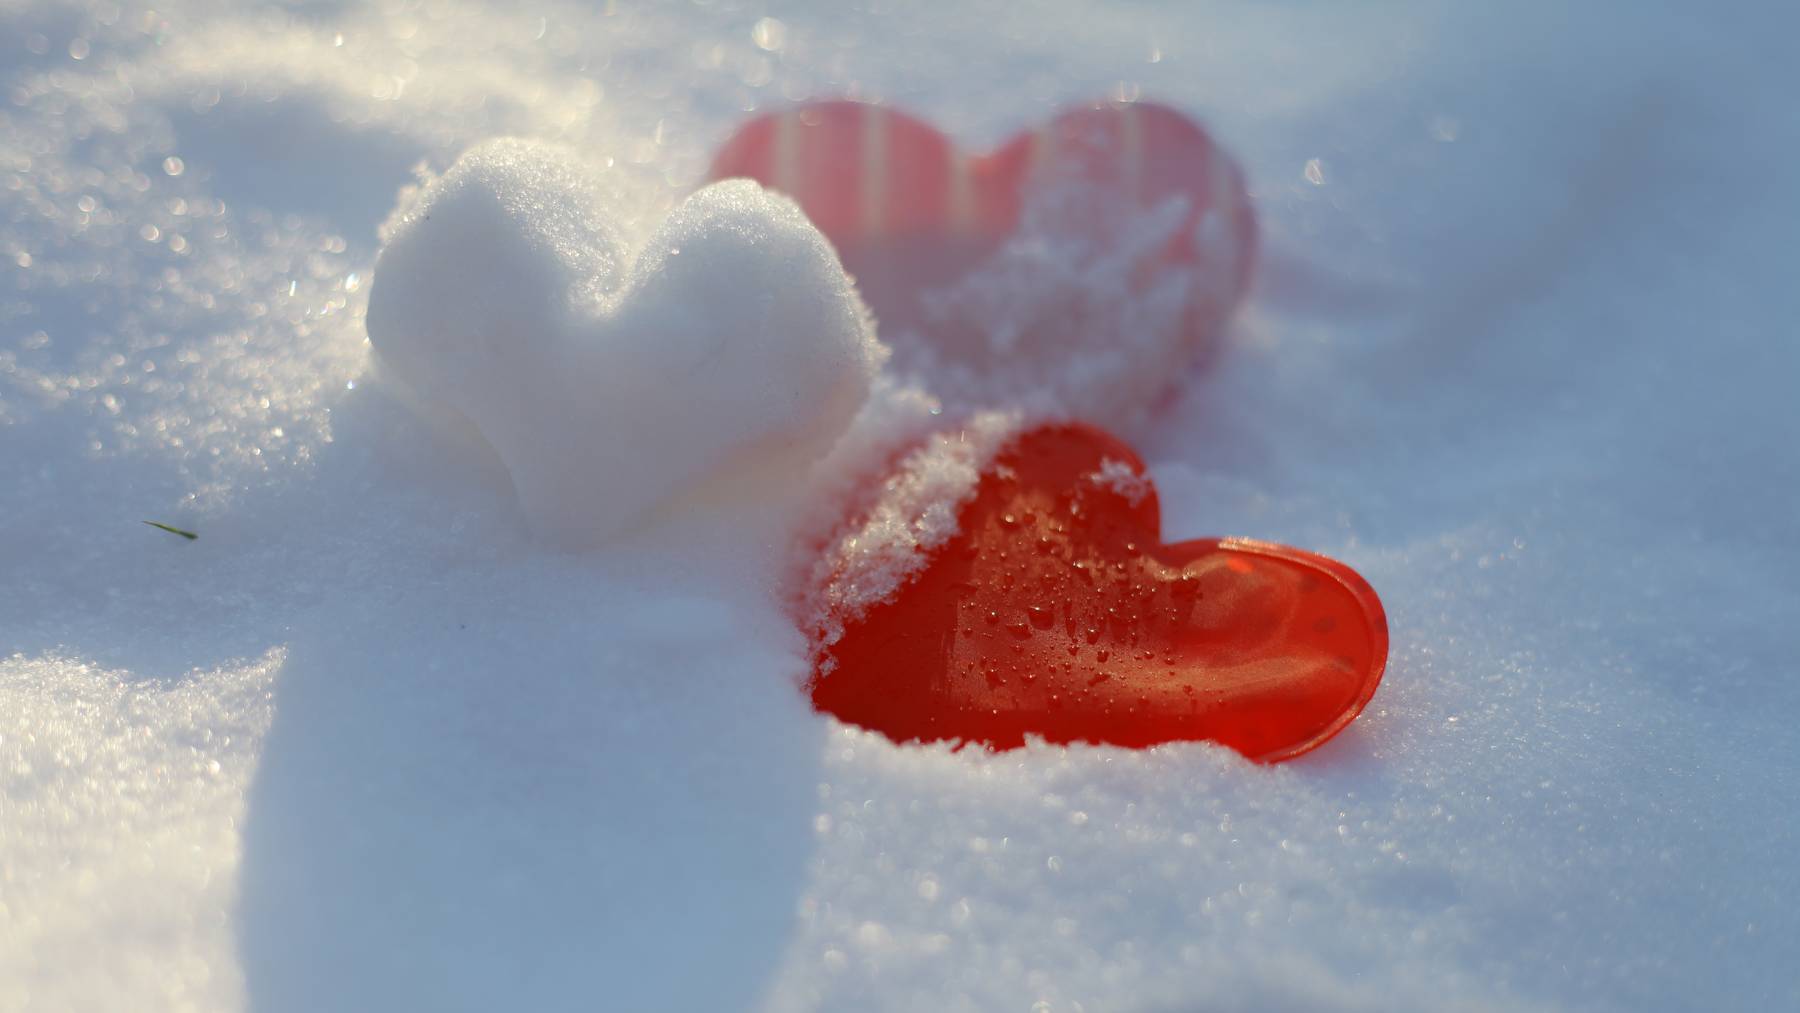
[4,1,1799,1011]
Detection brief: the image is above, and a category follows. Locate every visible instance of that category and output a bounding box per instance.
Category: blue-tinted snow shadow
[170,97,430,247]
[233,411,824,1011]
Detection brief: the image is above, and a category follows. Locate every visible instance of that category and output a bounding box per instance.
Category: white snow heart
[366,139,883,548]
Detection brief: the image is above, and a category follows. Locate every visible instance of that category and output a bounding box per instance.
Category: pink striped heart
[709,100,1257,428]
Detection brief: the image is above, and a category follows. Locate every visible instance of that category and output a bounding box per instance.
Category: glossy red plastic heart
[709,100,1257,367]
[811,425,1387,762]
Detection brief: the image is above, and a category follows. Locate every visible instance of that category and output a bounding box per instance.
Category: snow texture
[901,187,1210,435]
[1089,456,1152,507]
[367,141,883,549]
[3,2,1798,1012]
[805,409,1020,654]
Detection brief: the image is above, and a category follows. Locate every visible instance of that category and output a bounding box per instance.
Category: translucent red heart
[811,425,1388,762]
[709,99,1257,372]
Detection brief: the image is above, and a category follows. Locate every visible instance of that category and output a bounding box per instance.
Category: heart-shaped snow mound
[367,139,884,548]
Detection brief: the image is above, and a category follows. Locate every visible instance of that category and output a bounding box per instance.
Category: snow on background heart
[2,2,1796,1012]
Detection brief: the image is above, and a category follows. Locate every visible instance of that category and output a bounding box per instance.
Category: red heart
[810,424,1388,762]
[709,100,1257,378]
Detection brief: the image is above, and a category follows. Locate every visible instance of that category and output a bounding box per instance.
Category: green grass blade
[143,520,199,540]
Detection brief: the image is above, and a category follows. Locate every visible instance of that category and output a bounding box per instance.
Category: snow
[366,141,881,548]
[893,185,1215,435]
[4,2,1798,1012]
[805,408,1018,654]
[1088,456,1151,507]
